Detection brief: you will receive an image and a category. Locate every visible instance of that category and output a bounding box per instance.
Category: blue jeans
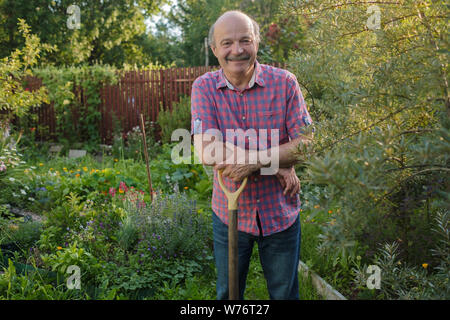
[212,212,301,300]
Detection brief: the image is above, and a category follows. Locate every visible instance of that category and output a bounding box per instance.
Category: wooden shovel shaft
[228,208,239,300]
[217,170,247,300]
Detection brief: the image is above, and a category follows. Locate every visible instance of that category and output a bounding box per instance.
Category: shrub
[157,95,191,144]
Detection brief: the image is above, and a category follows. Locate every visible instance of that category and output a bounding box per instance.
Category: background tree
[0,19,51,129]
[166,0,297,66]
[0,0,166,66]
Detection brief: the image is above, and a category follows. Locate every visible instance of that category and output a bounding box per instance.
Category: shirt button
[254,178,258,182]
[240,93,243,97]
[256,199,260,203]
[242,116,246,120]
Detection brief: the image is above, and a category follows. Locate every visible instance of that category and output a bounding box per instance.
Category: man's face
[211,15,258,79]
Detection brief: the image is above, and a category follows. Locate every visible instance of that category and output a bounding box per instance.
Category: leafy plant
[33,64,118,145]
[157,95,191,144]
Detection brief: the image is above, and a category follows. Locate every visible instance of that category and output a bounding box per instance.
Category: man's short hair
[208,11,260,47]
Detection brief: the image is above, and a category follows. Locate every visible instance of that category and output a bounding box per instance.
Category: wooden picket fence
[25,66,219,144]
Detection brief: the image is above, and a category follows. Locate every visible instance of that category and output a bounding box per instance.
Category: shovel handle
[217,169,248,300]
[217,170,248,211]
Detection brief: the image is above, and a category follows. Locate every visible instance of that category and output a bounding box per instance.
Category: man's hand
[276,167,301,197]
[214,163,260,182]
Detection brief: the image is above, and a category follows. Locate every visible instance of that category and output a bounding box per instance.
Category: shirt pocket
[259,110,285,148]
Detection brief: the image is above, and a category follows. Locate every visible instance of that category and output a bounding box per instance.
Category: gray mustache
[227,55,250,61]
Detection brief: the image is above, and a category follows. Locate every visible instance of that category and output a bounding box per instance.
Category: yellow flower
[184,186,189,190]
[328,210,333,214]
[116,171,120,174]
[114,158,118,162]
[57,246,62,250]
[83,167,88,172]
[24,169,29,173]
[39,163,44,166]
[75,173,80,178]
[314,205,320,209]
[63,167,68,172]
[422,263,428,269]
[70,170,74,173]
[119,188,124,194]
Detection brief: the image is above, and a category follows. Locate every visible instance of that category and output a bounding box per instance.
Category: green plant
[157,95,191,144]
[117,214,139,251]
[0,19,51,126]
[41,241,101,286]
[0,259,76,299]
[352,209,449,300]
[33,64,118,145]
[284,1,449,285]
[8,221,43,251]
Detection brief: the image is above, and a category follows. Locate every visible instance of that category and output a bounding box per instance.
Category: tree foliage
[285,0,449,265]
[0,0,165,66]
[0,19,51,126]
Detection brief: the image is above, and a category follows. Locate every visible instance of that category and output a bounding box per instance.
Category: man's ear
[210,45,218,58]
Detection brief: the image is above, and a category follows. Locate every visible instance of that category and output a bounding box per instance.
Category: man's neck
[223,65,255,91]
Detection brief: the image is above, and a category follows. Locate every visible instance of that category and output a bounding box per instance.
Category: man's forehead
[214,18,254,40]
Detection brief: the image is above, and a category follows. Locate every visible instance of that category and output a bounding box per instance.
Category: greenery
[157,95,191,144]
[287,0,449,299]
[0,0,167,67]
[31,65,118,147]
[1,0,448,301]
[0,19,50,125]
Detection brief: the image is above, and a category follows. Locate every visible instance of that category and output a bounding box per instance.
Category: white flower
[28,197,35,202]
[20,189,26,195]
[12,192,18,197]
[8,177,15,182]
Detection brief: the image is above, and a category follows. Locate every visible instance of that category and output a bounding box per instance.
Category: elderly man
[191,10,313,300]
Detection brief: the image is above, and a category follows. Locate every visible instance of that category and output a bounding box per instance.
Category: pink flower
[119,181,128,193]
[0,161,6,172]
[109,187,116,197]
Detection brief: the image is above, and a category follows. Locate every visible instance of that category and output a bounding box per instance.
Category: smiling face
[210,13,259,82]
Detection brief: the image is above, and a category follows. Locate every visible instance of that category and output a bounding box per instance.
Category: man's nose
[231,42,244,55]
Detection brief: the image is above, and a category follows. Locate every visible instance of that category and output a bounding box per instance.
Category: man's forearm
[194,133,312,169]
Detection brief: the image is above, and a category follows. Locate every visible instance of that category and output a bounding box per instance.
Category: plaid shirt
[191,61,313,236]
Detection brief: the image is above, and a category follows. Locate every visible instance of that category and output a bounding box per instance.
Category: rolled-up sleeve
[285,73,313,140]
